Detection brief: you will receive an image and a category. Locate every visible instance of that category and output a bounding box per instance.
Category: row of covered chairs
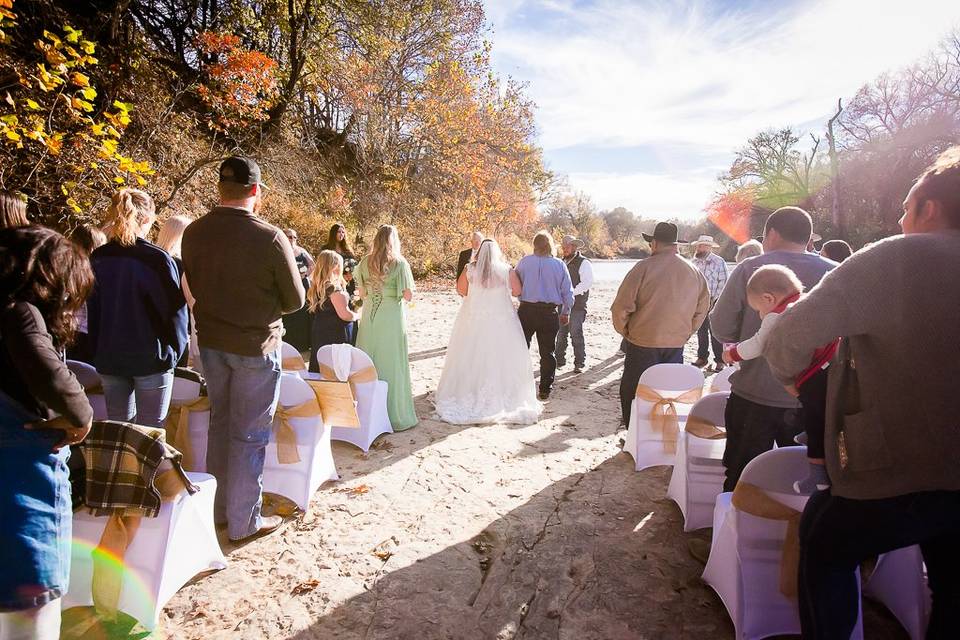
[623,362,931,640]
[64,342,393,629]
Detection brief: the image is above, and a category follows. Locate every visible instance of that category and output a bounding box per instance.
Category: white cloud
[567,169,723,219]
[487,0,960,218]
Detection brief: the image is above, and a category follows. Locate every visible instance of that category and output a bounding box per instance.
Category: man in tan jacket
[611,222,710,424]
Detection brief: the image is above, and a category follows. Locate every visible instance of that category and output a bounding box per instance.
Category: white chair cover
[67,360,106,420]
[168,375,210,473]
[709,364,736,393]
[703,447,864,639]
[261,373,339,510]
[280,341,307,377]
[312,344,393,452]
[666,391,728,531]
[63,472,226,630]
[623,363,704,471]
[864,545,930,640]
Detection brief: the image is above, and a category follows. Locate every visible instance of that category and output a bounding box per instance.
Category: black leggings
[798,367,828,459]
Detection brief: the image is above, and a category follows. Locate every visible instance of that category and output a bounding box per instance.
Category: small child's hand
[784,383,799,397]
[722,346,736,365]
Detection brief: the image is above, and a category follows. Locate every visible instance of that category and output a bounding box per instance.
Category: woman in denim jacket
[0,226,94,638]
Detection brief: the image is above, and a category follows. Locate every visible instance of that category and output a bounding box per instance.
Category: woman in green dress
[354,225,418,430]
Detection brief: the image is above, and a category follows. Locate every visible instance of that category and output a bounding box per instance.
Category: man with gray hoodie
[765,146,960,638]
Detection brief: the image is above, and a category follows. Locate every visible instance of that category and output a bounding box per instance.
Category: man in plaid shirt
[691,235,729,371]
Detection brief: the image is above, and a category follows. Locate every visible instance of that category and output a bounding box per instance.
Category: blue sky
[485,0,960,220]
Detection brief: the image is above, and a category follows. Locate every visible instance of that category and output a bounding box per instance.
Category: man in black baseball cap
[181,155,304,542]
[218,156,263,189]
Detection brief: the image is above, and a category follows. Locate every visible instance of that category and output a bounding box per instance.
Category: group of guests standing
[0,155,423,638]
[610,146,960,638]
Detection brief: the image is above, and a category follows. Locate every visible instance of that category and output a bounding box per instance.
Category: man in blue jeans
[610,222,710,425]
[182,157,305,542]
[555,235,593,373]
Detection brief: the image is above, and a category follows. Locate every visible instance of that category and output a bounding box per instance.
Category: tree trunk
[827,99,845,238]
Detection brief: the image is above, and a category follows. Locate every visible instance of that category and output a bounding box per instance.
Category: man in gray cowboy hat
[690,234,729,371]
[555,234,594,373]
[611,222,710,425]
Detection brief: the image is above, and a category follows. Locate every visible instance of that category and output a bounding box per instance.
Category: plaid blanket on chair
[81,420,198,518]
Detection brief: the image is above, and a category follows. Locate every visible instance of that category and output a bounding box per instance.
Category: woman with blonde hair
[156,214,192,260]
[87,189,188,427]
[156,214,196,367]
[354,225,417,429]
[307,250,360,372]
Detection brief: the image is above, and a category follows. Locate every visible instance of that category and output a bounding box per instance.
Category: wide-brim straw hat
[692,234,720,248]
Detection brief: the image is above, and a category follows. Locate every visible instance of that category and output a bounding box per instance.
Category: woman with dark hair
[87,189,188,427]
[0,191,29,229]
[0,225,94,638]
[67,225,107,364]
[322,223,355,259]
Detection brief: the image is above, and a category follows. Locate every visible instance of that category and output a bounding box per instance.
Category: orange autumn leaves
[196,32,279,134]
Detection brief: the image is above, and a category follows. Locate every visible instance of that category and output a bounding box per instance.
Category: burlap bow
[731,482,802,597]
[272,398,321,464]
[634,384,703,452]
[92,466,189,619]
[318,363,377,395]
[282,356,306,372]
[684,415,727,440]
[162,396,210,471]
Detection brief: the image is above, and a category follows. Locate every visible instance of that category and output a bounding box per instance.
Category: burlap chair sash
[318,363,378,395]
[634,383,703,452]
[282,356,306,371]
[272,398,322,464]
[684,415,727,440]
[162,396,210,471]
[92,467,189,619]
[731,482,801,597]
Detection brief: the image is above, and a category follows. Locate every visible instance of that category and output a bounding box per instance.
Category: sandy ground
[76,274,905,639]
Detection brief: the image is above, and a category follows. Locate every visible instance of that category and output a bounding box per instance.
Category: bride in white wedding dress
[435,239,542,425]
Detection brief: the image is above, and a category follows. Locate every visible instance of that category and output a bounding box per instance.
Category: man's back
[611,252,709,348]
[710,250,835,407]
[515,254,573,311]
[182,206,304,357]
[766,231,960,498]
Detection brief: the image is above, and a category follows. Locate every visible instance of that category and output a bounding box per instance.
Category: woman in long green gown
[354,225,418,430]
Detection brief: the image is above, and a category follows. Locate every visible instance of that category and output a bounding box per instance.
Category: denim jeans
[618,340,683,425]
[696,312,724,364]
[100,370,175,428]
[0,401,71,612]
[555,306,587,369]
[799,488,960,639]
[722,392,802,491]
[199,347,282,541]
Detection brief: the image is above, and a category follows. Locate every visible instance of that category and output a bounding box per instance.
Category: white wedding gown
[435,265,542,425]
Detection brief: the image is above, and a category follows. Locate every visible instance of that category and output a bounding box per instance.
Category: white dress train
[435,266,541,425]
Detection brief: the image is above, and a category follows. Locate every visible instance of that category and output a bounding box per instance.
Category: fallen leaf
[291,580,319,595]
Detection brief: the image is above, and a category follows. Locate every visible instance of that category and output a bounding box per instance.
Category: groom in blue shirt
[514,231,575,400]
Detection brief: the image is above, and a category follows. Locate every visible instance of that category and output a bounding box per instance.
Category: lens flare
[67,537,157,618]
